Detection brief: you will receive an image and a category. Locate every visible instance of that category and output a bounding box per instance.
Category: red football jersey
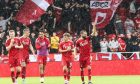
[76,37,91,59]
[35,37,50,56]
[20,36,31,57]
[5,37,21,58]
[59,40,74,61]
[118,38,126,52]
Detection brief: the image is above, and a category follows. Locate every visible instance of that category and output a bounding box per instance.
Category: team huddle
[5,25,95,84]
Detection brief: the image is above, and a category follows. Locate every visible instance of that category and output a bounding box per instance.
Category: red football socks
[67,70,70,81]
[88,69,92,81]
[11,71,15,83]
[63,70,67,80]
[81,70,84,82]
[40,74,44,78]
[22,67,26,79]
[16,71,20,79]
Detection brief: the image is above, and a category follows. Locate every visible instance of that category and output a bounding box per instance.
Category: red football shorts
[9,57,20,68]
[21,55,30,64]
[62,56,73,68]
[37,56,47,65]
[79,56,91,68]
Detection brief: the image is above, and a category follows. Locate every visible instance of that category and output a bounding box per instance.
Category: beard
[82,36,87,39]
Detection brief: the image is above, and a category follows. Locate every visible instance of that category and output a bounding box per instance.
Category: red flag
[90,0,122,29]
[16,0,53,25]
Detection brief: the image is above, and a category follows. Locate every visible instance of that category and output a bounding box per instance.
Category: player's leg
[63,65,68,84]
[80,60,86,84]
[21,61,26,84]
[15,66,21,84]
[80,67,85,84]
[39,56,47,83]
[10,67,16,84]
[87,65,92,84]
[67,62,72,84]
[39,64,45,83]
[87,57,93,84]
[15,59,21,80]
[43,56,47,75]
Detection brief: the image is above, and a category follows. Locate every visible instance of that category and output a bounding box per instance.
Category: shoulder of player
[14,37,20,40]
[35,37,41,42]
[76,38,82,43]
[59,41,64,44]
[45,37,50,40]
[68,40,73,44]
[5,38,10,43]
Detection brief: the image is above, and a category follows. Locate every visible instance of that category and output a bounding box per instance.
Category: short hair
[39,29,45,33]
[9,29,15,32]
[80,30,87,34]
[63,33,70,37]
[23,28,30,32]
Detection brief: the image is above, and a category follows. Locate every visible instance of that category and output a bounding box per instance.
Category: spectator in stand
[41,8,56,36]
[118,34,126,52]
[108,35,119,52]
[50,32,60,53]
[15,26,22,37]
[0,26,5,38]
[137,34,140,51]
[54,1,74,32]
[30,25,39,36]
[125,33,133,52]
[100,37,108,52]
[91,31,100,52]
[114,14,125,35]
[124,17,135,34]
[0,14,12,31]
[30,32,37,51]
[0,33,3,56]
[131,31,139,51]
[134,13,140,29]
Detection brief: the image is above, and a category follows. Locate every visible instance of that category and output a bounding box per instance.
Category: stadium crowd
[0,0,140,56]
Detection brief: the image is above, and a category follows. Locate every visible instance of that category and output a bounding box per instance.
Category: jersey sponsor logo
[79,41,88,47]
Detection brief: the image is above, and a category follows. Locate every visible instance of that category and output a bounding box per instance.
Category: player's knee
[63,66,67,71]
[80,68,84,71]
[16,66,21,72]
[87,66,91,70]
[10,68,15,72]
[39,64,43,69]
[21,62,26,67]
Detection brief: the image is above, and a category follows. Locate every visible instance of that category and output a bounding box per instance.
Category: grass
[1,76,140,84]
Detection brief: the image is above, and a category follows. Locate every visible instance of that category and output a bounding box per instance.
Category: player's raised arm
[91,22,97,36]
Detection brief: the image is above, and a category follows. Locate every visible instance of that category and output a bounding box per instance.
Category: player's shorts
[9,57,20,68]
[79,57,91,68]
[21,55,30,64]
[37,56,47,65]
[62,60,72,69]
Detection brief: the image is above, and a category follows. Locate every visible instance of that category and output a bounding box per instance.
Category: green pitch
[1,76,140,84]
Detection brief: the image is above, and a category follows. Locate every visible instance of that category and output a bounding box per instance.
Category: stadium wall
[1,60,140,77]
